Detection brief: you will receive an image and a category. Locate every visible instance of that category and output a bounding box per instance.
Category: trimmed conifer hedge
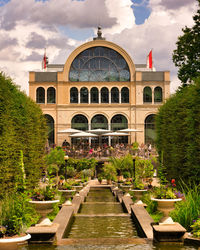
[0,72,47,195]
[156,78,200,184]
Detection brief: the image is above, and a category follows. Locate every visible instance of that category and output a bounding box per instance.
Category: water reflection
[21,243,198,250]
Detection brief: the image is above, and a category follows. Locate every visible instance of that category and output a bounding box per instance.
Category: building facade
[29,28,170,147]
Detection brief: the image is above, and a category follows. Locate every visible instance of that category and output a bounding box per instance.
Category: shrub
[156,77,200,185]
[0,72,47,195]
[170,183,200,230]
[191,218,200,238]
[0,193,39,236]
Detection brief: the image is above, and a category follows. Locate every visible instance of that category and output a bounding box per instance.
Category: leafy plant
[170,182,200,230]
[31,186,58,201]
[58,182,74,190]
[191,218,200,238]
[102,163,117,181]
[45,147,65,187]
[0,192,39,237]
[172,0,200,83]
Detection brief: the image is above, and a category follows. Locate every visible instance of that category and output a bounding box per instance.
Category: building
[29,27,170,147]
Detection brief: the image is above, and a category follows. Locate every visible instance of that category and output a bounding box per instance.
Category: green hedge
[0,73,47,195]
[156,78,200,184]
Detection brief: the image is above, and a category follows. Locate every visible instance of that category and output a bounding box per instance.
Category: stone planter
[0,234,31,250]
[131,189,147,201]
[151,198,182,222]
[72,185,83,192]
[29,200,59,225]
[120,185,132,193]
[58,189,76,200]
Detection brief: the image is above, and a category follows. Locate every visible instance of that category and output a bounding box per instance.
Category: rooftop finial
[93,26,105,41]
[97,26,102,38]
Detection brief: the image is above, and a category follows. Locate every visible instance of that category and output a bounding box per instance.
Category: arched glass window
[47,87,56,104]
[70,87,78,103]
[101,87,109,103]
[154,87,162,103]
[69,46,130,82]
[91,87,99,103]
[121,87,129,103]
[80,87,88,103]
[111,87,119,103]
[111,114,128,131]
[91,115,108,129]
[71,114,88,131]
[143,87,152,103]
[145,114,156,145]
[111,114,128,145]
[44,114,54,146]
[36,87,45,103]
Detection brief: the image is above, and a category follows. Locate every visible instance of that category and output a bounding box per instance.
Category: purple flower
[192,220,196,223]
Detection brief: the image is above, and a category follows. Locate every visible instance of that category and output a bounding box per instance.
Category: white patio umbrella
[118,128,143,132]
[102,131,129,145]
[69,131,98,138]
[57,128,82,133]
[118,128,142,143]
[87,128,112,134]
[87,129,112,146]
[102,132,129,136]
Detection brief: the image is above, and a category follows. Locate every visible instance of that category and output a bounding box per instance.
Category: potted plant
[98,176,103,184]
[29,185,59,225]
[120,181,133,193]
[58,182,76,200]
[131,180,147,201]
[151,179,182,222]
[102,163,117,185]
[0,193,38,249]
[45,147,65,187]
[71,181,84,191]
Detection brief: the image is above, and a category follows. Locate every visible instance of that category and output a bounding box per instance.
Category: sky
[0,0,198,94]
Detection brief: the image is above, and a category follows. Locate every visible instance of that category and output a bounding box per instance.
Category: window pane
[121,87,129,103]
[154,87,162,102]
[111,115,128,131]
[71,115,88,131]
[47,87,56,104]
[111,87,119,103]
[101,87,109,103]
[70,87,78,103]
[91,115,108,129]
[36,87,45,103]
[80,87,88,103]
[69,46,130,82]
[143,87,152,103]
[91,87,99,103]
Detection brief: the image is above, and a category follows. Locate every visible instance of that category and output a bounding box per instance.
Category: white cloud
[104,0,135,34]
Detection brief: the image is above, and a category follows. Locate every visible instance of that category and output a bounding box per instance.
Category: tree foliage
[173,0,200,83]
[156,78,200,184]
[0,72,47,195]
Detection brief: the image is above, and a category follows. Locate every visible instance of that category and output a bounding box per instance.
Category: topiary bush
[0,72,47,196]
[156,77,200,185]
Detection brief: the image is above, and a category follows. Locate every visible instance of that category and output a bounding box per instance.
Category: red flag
[42,50,47,70]
[147,50,153,69]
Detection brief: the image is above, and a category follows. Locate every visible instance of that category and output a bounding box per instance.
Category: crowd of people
[60,141,155,159]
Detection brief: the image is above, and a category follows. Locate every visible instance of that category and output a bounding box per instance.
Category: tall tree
[173,0,200,84]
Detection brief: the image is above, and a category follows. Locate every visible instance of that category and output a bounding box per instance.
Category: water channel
[22,187,198,250]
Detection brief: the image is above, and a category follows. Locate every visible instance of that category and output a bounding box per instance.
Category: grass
[170,182,200,231]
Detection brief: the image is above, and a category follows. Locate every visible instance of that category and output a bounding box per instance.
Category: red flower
[171,179,175,184]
